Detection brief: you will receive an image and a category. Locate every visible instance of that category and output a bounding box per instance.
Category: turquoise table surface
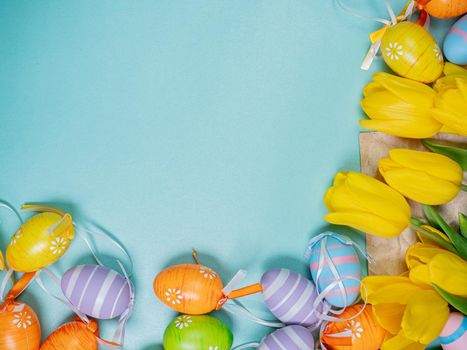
[0,1,454,349]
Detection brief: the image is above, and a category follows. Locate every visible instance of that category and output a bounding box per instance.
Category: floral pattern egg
[381,22,444,83]
[163,315,233,350]
[154,263,224,314]
[6,211,74,272]
[0,302,41,350]
[257,325,314,350]
[321,305,387,350]
[40,317,99,350]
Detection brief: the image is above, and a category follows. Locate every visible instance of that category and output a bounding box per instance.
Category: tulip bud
[360,72,441,138]
[379,149,463,205]
[324,171,411,238]
[432,63,467,137]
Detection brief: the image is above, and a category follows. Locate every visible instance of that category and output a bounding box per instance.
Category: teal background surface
[0,1,453,348]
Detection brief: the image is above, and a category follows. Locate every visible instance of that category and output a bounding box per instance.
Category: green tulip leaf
[460,212,467,239]
[423,205,467,260]
[422,206,443,231]
[433,284,467,315]
[423,139,467,170]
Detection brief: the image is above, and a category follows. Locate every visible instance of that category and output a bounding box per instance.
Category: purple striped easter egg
[61,264,132,319]
[258,325,314,350]
[261,269,322,327]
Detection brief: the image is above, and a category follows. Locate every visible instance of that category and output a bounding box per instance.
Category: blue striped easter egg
[444,15,467,65]
[61,264,132,319]
[261,269,322,327]
[258,325,314,350]
[307,232,362,308]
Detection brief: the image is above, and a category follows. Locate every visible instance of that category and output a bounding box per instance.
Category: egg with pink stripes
[61,264,132,319]
[307,232,362,308]
[258,325,314,350]
[444,15,467,65]
[439,312,467,350]
[261,269,322,327]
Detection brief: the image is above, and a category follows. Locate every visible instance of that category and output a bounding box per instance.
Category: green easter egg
[163,315,233,350]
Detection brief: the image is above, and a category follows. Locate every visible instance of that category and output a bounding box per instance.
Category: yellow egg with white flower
[5,206,74,272]
[381,22,444,83]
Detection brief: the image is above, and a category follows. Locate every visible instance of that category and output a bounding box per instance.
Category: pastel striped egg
[439,313,467,350]
[261,269,322,327]
[61,264,132,320]
[258,325,314,350]
[444,15,467,65]
[308,233,362,308]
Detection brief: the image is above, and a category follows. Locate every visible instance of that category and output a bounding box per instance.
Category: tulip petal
[359,118,440,139]
[345,172,410,224]
[367,283,425,305]
[379,167,460,205]
[382,332,425,350]
[372,72,436,106]
[402,290,449,344]
[386,149,463,184]
[429,253,467,296]
[361,276,413,298]
[324,212,404,238]
[373,303,405,334]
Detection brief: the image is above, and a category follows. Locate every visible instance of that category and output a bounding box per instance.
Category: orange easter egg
[381,21,444,83]
[321,305,387,350]
[0,302,41,350]
[418,0,467,18]
[41,317,99,350]
[154,263,224,314]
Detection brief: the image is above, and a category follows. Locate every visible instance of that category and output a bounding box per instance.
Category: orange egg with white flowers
[154,262,224,314]
[417,0,467,18]
[321,305,387,350]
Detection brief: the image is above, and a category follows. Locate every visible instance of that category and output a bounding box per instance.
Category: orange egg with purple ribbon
[154,260,224,314]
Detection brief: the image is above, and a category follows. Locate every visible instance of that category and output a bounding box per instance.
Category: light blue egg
[444,15,467,65]
[307,232,362,308]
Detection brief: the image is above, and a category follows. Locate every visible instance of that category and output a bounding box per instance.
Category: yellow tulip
[360,72,441,138]
[432,63,467,137]
[406,243,467,297]
[0,250,5,270]
[324,171,411,238]
[379,149,463,205]
[361,275,449,350]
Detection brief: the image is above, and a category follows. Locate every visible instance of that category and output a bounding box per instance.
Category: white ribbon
[222,270,248,296]
[0,269,13,303]
[112,260,135,347]
[73,223,134,277]
[223,299,286,328]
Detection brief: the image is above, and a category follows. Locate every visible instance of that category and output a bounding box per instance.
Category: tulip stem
[462,184,467,192]
[409,221,458,254]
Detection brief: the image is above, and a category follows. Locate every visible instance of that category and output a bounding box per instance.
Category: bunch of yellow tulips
[323,61,467,349]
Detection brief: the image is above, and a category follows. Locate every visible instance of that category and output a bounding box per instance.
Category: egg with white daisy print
[381,21,443,83]
[163,315,233,350]
[6,208,74,272]
[0,302,41,350]
[154,262,224,314]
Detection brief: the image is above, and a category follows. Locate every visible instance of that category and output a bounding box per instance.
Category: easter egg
[258,325,314,350]
[154,263,224,314]
[163,314,233,350]
[308,232,362,308]
[444,15,467,65]
[261,269,322,327]
[438,312,467,350]
[61,264,132,319]
[419,0,467,18]
[321,305,387,350]
[0,302,41,350]
[6,212,74,272]
[41,317,99,350]
[381,21,444,83]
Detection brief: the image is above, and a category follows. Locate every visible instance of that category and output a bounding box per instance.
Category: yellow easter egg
[381,22,444,83]
[6,212,74,272]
